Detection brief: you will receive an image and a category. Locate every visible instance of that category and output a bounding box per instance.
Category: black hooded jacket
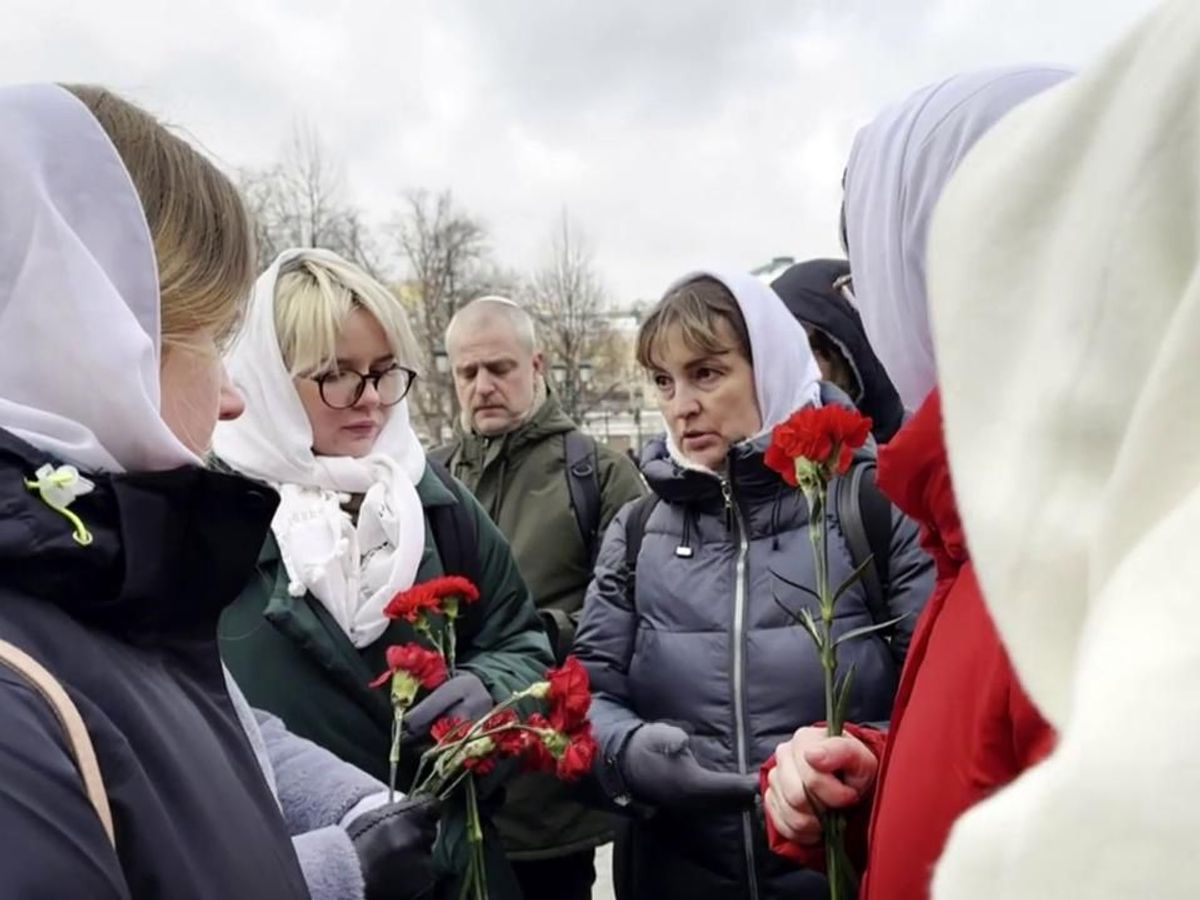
[771,259,906,443]
[0,430,310,899]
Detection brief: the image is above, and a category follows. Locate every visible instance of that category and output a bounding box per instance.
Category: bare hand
[764,726,878,845]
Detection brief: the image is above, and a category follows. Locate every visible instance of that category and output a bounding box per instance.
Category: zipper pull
[720,478,734,532]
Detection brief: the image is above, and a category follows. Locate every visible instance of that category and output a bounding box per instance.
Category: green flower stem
[388,699,406,804]
[804,480,854,900]
[465,776,488,900]
[410,690,534,793]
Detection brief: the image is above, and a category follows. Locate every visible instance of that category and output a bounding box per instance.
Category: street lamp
[433,347,450,376]
[579,362,593,386]
[550,362,567,385]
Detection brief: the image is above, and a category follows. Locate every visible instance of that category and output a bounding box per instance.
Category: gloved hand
[403,672,494,741]
[347,796,440,900]
[620,723,758,812]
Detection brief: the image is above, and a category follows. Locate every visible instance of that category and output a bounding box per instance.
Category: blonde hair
[273,251,422,377]
[63,84,255,352]
[636,276,752,371]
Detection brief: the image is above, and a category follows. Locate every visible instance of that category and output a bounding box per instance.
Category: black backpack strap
[564,430,603,565]
[836,462,893,627]
[622,495,660,609]
[424,458,485,641]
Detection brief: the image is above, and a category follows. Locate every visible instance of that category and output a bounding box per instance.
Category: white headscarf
[843,66,1072,412]
[0,83,198,473]
[925,3,1200,897]
[212,249,427,647]
[662,269,822,467]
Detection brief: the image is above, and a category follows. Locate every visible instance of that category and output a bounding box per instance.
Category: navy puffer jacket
[575,387,933,900]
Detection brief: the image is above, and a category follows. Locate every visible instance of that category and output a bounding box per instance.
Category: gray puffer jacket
[575,400,933,900]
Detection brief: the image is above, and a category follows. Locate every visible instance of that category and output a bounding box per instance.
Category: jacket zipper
[721,476,760,900]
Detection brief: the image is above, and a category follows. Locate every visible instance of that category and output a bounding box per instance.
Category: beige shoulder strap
[0,639,115,847]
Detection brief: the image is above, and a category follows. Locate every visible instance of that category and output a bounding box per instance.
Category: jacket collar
[458,393,576,465]
[876,390,967,576]
[0,429,278,637]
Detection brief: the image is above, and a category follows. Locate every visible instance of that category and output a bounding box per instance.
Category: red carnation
[485,710,525,757]
[431,716,470,745]
[369,643,448,691]
[384,583,442,623]
[556,726,598,782]
[384,576,481,623]
[546,656,592,732]
[521,714,559,774]
[463,753,496,776]
[423,576,481,605]
[765,405,873,488]
[431,716,498,775]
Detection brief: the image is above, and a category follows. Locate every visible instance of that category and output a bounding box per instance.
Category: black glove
[347,796,440,900]
[620,723,758,812]
[403,673,494,741]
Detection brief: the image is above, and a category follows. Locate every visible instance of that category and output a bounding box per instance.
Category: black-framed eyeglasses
[309,364,417,409]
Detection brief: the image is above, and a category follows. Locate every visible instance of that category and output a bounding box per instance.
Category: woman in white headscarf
[763,67,1068,900]
[926,2,1200,896]
[574,271,932,899]
[0,83,311,898]
[214,248,553,900]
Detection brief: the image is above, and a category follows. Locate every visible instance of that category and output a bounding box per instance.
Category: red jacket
[764,391,1054,899]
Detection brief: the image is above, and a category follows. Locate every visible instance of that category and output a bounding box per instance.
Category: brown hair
[63,85,255,351]
[635,276,752,371]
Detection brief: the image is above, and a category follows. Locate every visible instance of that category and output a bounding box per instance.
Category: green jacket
[219,466,554,898]
[441,397,645,860]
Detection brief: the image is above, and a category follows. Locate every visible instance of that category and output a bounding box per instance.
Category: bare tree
[238,124,380,275]
[392,189,499,443]
[526,211,613,423]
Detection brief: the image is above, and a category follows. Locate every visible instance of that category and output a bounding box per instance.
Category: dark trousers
[511,848,597,900]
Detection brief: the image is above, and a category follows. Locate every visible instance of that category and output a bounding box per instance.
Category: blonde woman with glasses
[215,249,552,900]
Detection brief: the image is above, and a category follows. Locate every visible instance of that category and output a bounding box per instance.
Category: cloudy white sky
[5,0,1161,302]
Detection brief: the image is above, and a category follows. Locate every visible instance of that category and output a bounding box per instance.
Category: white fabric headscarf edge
[0,83,198,473]
[843,65,1073,412]
[661,269,822,471]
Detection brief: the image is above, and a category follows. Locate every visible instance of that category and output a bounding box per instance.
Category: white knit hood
[926,2,1200,897]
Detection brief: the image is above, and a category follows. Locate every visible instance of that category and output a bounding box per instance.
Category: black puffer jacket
[0,431,310,899]
[574,388,933,900]
[772,259,907,443]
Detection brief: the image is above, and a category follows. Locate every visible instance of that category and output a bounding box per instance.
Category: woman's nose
[355,378,383,410]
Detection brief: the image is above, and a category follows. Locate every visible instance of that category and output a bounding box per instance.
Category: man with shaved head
[436,296,644,900]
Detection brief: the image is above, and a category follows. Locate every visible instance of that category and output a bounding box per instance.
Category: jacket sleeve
[0,672,131,899]
[884,505,935,666]
[573,502,648,800]
[292,827,366,900]
[760,722,889,872]
[254,708,386,833]
[453,485,556,700]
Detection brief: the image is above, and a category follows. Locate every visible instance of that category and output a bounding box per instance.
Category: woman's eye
[695,367,722,384]
[652,374,672,392]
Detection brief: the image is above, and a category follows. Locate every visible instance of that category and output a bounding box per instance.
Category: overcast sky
[5,0,1161,303]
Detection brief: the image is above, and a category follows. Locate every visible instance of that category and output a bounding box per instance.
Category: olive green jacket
[440,397,645,859]
[219,466,554,898]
